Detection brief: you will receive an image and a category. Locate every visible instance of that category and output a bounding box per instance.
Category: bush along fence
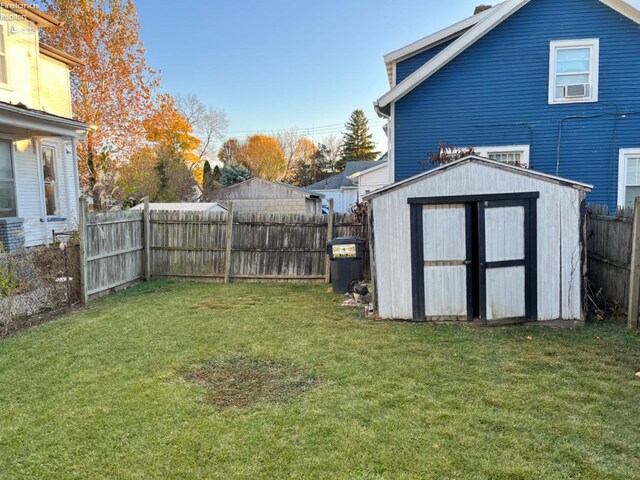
[586,203,640,329]
[78,198,369,303]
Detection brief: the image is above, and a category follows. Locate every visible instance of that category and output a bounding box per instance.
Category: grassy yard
[1,282,639,479]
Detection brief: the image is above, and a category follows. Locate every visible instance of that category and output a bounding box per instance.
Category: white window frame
[617,148,640,207]
[549,39,599,105]
[41,144,59,218]
[474,145,530,166]
[0,136,16,218]
[0,21,10,90]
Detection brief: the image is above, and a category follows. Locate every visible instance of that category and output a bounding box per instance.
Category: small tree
[202,161,223,200]
[339,109,379,169]
[221,164,253,187]
[291,143,336,186]
[218,139,243,165]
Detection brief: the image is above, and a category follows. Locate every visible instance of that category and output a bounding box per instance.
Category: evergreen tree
[202,161,222,200]
[339,109,379,169]
[220,163,253,186]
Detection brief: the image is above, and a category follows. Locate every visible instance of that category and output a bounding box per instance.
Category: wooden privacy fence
[586,204,640,328]
[78,199,369,302]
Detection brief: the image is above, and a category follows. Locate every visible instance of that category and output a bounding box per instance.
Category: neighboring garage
[217,178,324,214]
[365,156,592,325]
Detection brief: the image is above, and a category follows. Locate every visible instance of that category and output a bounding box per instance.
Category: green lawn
[1,282,639,479]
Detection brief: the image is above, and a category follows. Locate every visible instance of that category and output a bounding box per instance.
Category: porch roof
[0,101,90,138]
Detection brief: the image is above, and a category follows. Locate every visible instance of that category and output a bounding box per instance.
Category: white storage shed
[364,156,592,325]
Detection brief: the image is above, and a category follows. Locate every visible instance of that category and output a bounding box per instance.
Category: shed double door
[410,194,537,324]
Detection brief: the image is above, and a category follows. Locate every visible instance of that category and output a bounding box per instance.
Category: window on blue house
[549,39,599,104]
[618,149,640,208]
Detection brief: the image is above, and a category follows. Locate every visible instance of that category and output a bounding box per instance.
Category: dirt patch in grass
[183,356,321,409]
[190,295,266,311]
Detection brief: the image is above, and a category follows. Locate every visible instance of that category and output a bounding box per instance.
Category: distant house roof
[375,0,640,115]
[130,202,228,212]
[218,177,324,200]
[306,157,387,191]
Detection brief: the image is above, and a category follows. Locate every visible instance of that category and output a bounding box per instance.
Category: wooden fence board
[587,205,633,310]
[84,209,144,299]
[81,208,369,299]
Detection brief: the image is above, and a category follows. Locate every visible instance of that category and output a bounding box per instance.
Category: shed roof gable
[375,0,640,114]
[363,156,593,200]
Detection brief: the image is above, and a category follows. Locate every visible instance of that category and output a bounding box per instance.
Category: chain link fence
[0,234,80,338]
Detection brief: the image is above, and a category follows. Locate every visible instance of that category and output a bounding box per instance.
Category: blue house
[375,0,640,210]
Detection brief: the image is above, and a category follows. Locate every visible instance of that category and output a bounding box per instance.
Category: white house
[346,154,389,202]
[306,158,388,213]
[0,3,88,252]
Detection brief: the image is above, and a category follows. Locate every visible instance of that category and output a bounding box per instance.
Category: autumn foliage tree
[239,135,286,181]
[143,94,201,201]
[41,0,160,199]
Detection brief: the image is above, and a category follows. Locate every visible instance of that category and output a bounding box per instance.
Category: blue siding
[393,0,640,209]
[396,37,458,83]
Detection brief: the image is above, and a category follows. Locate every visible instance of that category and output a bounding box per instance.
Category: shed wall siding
[393,0,640,210]
[372,162,582,321]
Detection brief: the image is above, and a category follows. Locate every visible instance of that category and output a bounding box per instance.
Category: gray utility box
[326,236,366,294]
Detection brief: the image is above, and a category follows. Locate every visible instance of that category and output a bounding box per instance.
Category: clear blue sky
[133,0,640,151]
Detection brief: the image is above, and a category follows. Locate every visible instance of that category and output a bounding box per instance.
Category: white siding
[312,188,358,213]
[357,163,389,201]
[372,161,584,321]
[38,56,72,118]
[0,12,39,108]
[10,135,77,246]
[13,137,46,245]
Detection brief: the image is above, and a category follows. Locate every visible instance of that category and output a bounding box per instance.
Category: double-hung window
[0,140,16,218]
[618,149,640,208]
[549,39,599,104]
[0,22,8,88]
[42,146,57,216]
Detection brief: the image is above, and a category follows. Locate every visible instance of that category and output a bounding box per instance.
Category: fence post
[143,197,151,281]
[628,197,640,329]
[77,196,88,305]
[224,202,234,283]
[325,198,334,284]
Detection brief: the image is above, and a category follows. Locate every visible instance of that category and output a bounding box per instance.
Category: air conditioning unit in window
[561,84,588,98]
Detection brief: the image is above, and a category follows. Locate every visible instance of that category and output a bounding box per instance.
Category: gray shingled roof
[305,159,385,191]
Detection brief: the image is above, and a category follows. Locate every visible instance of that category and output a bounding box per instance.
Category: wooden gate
[409,193,538,323]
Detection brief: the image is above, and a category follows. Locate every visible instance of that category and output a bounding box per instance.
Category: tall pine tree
[339,109,379,169]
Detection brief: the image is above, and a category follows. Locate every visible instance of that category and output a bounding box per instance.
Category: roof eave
[5,0,61,27]
[376,0,640,110]
[382,5,498,65]
[363,156,593,201]
[39,43,86,67]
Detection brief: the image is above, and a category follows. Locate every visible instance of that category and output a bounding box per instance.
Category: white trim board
[618,148,640,207]
[363,155,592,201]
[548,38,600,105]
[375,0,640,113]
[383,5,499,65]
[347,161,389,180]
